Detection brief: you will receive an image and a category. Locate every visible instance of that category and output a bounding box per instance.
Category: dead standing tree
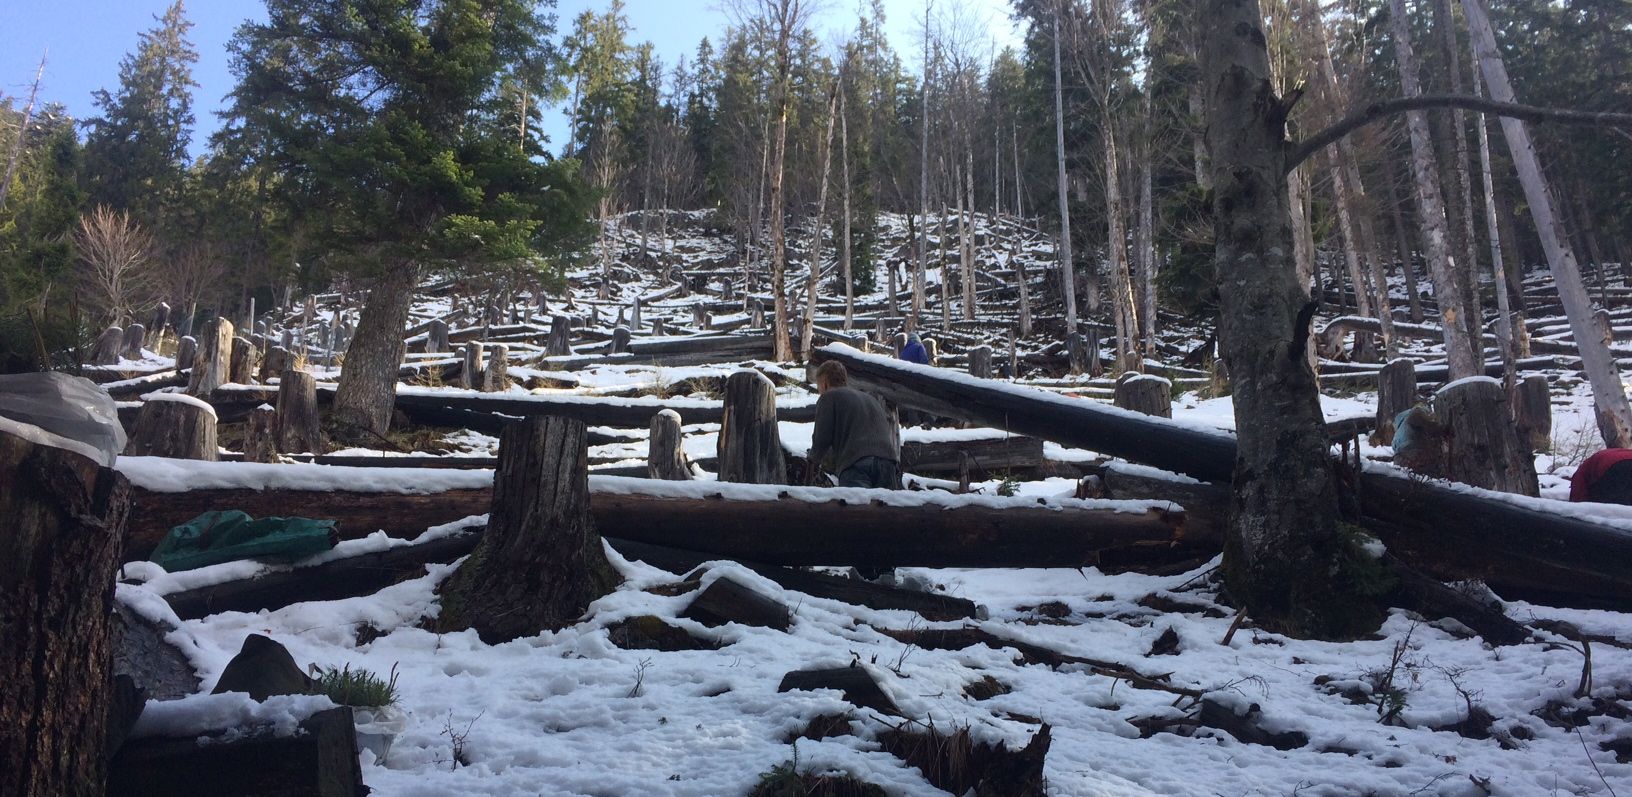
[1206,0,1632,637]
[437,415,620,643]
[74,205,154,327]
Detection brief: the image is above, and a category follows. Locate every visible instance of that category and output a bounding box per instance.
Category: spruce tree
[225,0,595,435]
[82,0,198,229]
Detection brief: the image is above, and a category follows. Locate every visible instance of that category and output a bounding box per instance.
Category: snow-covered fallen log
[118,459,1187,568]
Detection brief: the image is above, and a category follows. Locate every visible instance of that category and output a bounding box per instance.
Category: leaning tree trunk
[1461,0,1632,448]
[1,427,130,797]
[332,263,418,435]
[1387,0,1481,381]
[436,415,619,643]
[1202,0,1382,640]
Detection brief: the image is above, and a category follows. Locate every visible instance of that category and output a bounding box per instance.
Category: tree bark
[716,371,786,484]
[243,404,280,463]
[1512,373,1551,453]
[128,398,218,461]
[1,427,129,797]
[436,415,619,643]
[1461,0,1632,448]
[1373,358,1418,444]
[1201,0,1381,639]
[229,337,260,385]
[186,318,233,396]
[1113,374,1171,418]
[647,408,692,481]
[276,369,322,455]
[1388,0,1481,381]
[333,264,417,435]
[1434,377,1538,496]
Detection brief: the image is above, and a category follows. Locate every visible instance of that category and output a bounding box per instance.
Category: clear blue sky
[0,0,1022,160]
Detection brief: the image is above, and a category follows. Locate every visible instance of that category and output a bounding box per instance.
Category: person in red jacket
[1569,448,1632,504]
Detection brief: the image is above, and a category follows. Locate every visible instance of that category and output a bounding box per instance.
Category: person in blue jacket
[899,332,930,365]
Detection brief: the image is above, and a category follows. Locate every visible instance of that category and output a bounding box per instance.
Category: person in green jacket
[809,360,900,488]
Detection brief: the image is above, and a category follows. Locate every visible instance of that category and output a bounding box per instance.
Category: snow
[130,691,339,741]
[1437,375,1504,395]
[139,390,219,419]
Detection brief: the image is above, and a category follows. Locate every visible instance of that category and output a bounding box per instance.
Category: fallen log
[898,434,1044,476]
[810,344,1632,610]
[117,461,1185,568]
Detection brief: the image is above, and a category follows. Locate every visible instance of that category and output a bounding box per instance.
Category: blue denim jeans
[838,456,899,489]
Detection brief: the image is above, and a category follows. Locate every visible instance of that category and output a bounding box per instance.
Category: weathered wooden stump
[107,706,363,797]
[174,336,196,372]
[186,317,233,396]
[610,325,631,355]
[243,405,280,463]
[258,346,292,383]
[425,318,450,353]
[147,303,170,344]
[128,396,218,461]
[692,305,711,330]
[717,370,786,484]
[1114,374,1172,418]
[91,326,124,365]
[1066,331,1089,375]
[459,342,484,390]
[968,345,992,379]
[1512,374,1552,453]
[647,408,692,481]
[547,314,572,357]
[1434,377,1539,496]
[630,297,643,330]
[228,337,260,385]
[750,299,765,329]
[0,426,129,797]
[1352,330,1379,363]
[481,344,509,392]
[436,415,620,643]
[1372,358,1417,445]
[122,323,147,360]
[276,370,322,455]
[651,317,666,336]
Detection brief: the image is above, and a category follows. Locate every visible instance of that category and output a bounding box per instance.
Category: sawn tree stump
[276,370,323,455]
[127,397,218,461]
[1113,374,1172,418]
[717,370,786,484]
[647,408,692,481]
[436,415,620,643]
[0,426,130,797]
[186,317,233,396]
[1434,377,1539,496]
[1371,359,1417,445]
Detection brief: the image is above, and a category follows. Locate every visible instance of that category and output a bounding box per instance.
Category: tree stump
[547,314,571,357]
[630,297,643,330]
[459,342,484,390]
[0,426,129,797]
[148,303,170,344]
[91,326,124,366]
[924,338,939,366]
[891,332,906,357]
[436,415,620,643]
[186,318,233,396]
[127,396,218,460]
[1114,374,1173,418]
[693,305,711,330]
[610,326,631,355]
[1512,374,1551,453]
[174,336,196,373]
[968,345,993,379]
[243,404,280,463]
[1066,331,1089,376]
[229,337,260,385]
[717,371,786,484]
[1434,377,1539,496]
[481,344,509,392]
[425,318,450,353]
[122,324,147,360]
[651,317,666,336]
[1352,330,1379,364]
[647,409,692,481]
[276,370,323,455]
[258,346,292,383]
[750,299,765,329]
[1372,359,1417,445]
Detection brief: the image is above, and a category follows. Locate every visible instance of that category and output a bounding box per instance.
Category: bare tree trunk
[1052,7,1079,332]
[1388,0,1481,380]
[1187,81,1210,190]
[1472,68,1516,386]
[938,193,952,331]
[800,75,841,361]
[1104,125,1136,371]
[917,1,933,331]
[0,54,45,213]
[1137,105,1157,361]
[333,264,417,435]
[1287,165,1318,373]
[962,149,977,322]
[1202,0,1378,639]
[840,84,854,330]
[1434,0,1485,352]
[1386,164,1428,323]
[1462,0,1632,447]
[769,13,795,362]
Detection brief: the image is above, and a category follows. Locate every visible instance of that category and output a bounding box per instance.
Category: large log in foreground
[811,344,1632,610]
[1,426,130,797]
[118,462,1184,568]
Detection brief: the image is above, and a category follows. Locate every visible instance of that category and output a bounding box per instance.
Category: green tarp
[150,510,339,572]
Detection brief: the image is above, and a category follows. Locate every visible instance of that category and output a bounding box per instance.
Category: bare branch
[1287,94,1632,174]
